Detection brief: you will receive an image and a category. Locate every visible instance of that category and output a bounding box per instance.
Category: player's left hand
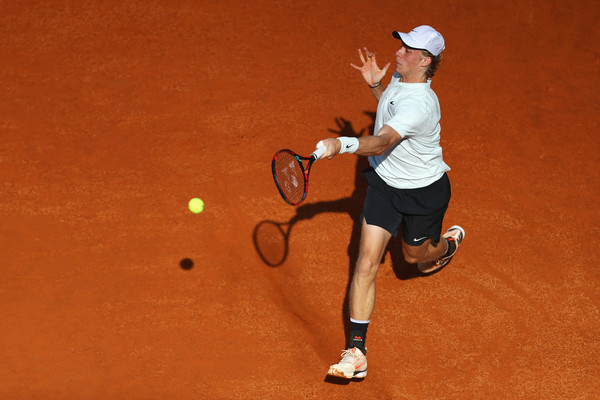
[351,47,391,87]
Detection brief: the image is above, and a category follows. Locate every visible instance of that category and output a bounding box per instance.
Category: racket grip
[311,145,326,160]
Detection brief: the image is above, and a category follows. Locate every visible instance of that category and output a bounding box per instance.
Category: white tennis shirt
[369,72,450,189]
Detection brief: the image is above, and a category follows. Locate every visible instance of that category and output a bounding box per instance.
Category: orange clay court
[1,1,599,399]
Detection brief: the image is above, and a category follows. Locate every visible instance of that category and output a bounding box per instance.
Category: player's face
[395,44,429,78]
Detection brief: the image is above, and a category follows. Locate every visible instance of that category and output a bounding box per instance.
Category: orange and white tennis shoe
[327,347,367,379]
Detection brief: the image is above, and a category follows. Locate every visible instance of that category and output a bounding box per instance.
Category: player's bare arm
[319,125,401,159]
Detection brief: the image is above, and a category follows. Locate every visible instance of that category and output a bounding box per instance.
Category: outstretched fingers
[350,47,391,87]
[351,48,368,70]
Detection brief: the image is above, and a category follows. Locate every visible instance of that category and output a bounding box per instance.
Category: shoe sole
[327,366,367,379]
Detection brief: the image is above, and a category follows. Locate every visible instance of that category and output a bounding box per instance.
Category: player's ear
[421,56,432,67]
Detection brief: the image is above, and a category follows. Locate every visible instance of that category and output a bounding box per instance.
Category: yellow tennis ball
[188,198,204,214]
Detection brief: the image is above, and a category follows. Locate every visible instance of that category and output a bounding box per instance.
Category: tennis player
[317,25,465,379]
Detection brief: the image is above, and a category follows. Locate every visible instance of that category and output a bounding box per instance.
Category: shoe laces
[339,349,363,365]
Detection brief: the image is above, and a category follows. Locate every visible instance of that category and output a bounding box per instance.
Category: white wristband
[337,137,359,154]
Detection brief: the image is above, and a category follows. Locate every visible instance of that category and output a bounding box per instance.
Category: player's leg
[417,226,465,273]
[348,170,400,350]
[328,168,399,379]
[401,236,446,264]
[395,172,463,271]
[349,219,392,321]
[400,215,465,273]
[327,220,390,379]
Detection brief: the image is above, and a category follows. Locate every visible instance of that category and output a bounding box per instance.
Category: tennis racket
[271,146,326,206]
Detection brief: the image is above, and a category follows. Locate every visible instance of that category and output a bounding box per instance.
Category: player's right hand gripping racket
[271,146,326,206]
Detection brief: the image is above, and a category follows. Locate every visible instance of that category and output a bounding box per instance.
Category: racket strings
[274,152,306,204]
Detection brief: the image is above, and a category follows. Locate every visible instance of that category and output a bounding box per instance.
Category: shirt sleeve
[384,100,428,138]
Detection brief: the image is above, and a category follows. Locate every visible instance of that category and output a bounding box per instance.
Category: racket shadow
[252,198,356,268]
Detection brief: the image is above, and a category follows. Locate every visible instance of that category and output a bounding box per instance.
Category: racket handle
[311,145,326,160]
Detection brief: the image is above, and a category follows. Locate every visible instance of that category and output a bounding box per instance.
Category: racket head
[272,149,309,206]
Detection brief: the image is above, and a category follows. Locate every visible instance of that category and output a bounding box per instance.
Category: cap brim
[392,31,422,51]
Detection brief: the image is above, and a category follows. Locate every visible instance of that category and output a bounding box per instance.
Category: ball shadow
[179,258,194,270]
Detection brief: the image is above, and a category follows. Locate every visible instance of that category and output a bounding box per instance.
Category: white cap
[393,25,445,56]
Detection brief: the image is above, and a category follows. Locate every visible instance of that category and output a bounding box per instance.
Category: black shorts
[361,167,451,246]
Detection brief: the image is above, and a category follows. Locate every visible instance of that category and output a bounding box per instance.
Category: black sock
[443,237,456,258]
[349,320,369,354]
